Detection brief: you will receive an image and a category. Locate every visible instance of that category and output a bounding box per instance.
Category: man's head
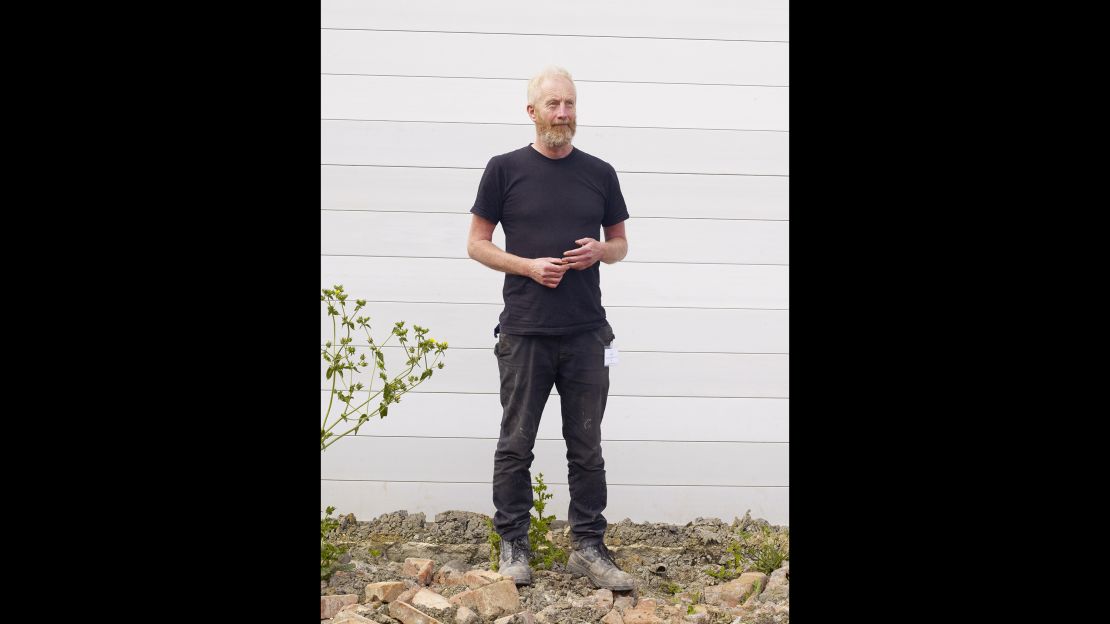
[527,66,577,149]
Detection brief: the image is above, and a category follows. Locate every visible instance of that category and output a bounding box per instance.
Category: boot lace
[507,536,531,565]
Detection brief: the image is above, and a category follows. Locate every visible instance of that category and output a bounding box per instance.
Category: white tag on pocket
[604,347,619,367]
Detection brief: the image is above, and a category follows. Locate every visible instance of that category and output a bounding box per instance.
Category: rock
[454,606,479,624]
[337,604,373,616]
[330,608,379,617]
[321,594,359,619]
[389,600,446,624]
[386,542,487,566]
[703,572,769,608]
[434,561,470,585]
[449,579,522,618]
[464,569,509,588]
[404,557,436,585]
[395,587,421,605]
[332,603,380,624]
[533,606,561,623]
[595,588,614,611]
[613,593,636,611]
[601,609,625,624]
[493,612,536,624]
[412,589,453,611]
[694,528,721,545]
[365,581,407,603]
[754,564,789,604]
[622,599,664,624]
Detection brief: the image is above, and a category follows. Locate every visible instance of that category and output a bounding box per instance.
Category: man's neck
[531,141,574,160]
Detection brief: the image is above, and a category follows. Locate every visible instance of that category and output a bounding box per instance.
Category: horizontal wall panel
[322,436,788,486]
[321,347,788,398]
[321,392,788,443]
[321,166,789,220]
[322,30,787,86]
[320,302,788,352]
[322,120,789,176]
[321,0,790,43]
[322,256,789,309]
[323,75,788,131]
[322,211,789,265]
[321,480,789,526]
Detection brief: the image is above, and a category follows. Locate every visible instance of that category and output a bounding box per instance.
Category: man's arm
[563,220,629,270]
[467,214,570,289]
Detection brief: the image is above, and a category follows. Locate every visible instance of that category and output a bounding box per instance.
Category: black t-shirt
[471,145,629,335]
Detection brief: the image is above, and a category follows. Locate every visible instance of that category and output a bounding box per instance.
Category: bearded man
[466,66,634,590]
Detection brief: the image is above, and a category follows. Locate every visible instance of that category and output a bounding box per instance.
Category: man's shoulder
[486,145,533,167]
[570,148,617,173]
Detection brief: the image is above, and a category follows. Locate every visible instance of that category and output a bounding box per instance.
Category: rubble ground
[322,510,789,624]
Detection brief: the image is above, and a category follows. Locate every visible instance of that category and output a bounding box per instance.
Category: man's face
[529,77,577,149]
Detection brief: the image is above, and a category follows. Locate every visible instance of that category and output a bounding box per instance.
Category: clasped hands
[527,237,605,288]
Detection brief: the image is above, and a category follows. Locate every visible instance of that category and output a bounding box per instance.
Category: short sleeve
[602,165,629,227]
[470,156,503,224]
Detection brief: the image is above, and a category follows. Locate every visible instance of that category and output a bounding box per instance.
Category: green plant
[705,524,790,580]
[662,581,681,595]
[486,517,502,571]
[747,578,763,602]
[706,539,745,581]
[527,473,568,569]
[321,506,351,580]
[320,285,448,451]
[485,473,569,571]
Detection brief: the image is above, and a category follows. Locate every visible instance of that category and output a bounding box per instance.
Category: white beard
[537,123,575,149]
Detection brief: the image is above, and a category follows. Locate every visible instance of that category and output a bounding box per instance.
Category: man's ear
[526,104,535,119]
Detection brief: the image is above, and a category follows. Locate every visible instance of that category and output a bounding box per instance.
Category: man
[466,66,634,591]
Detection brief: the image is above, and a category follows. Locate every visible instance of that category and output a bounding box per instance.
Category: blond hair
[527,66,574,106]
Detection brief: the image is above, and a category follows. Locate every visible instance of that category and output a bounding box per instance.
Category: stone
[464,569,509,588]
[389,600,447,624]
[454,606,479,624]
[404,557,436,585]
[493,612,536,624]
[321,594,359,619]
[412,589,453,611]
[594,589,614,611]
[435,561,470,585]
[614,593,636,611]
[365,581,407,603]
[332,612,376,624]
[601,609,625,624]
[395,587,421,605]
[622,598,664,624]
[449,579,522,618]
[703,572,769,608]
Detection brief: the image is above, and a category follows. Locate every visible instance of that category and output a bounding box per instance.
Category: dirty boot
[498,536,532,585]
[566,542,635,591]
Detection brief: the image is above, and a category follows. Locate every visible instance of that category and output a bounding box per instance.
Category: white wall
[321,0,789,526]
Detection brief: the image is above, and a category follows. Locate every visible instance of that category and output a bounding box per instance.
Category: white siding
[322,166,789,220]
[320,0,789,525]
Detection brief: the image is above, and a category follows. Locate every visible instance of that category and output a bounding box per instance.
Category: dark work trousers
[491,323,615,548]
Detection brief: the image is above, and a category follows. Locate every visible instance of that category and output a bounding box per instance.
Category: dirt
[324,509,789,623]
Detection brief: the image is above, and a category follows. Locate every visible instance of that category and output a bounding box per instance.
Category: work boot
[498,536,532,585]
[566,542,636,591]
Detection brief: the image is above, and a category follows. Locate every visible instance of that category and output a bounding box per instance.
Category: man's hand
[563,238,606,270]
[528,257,571,288]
